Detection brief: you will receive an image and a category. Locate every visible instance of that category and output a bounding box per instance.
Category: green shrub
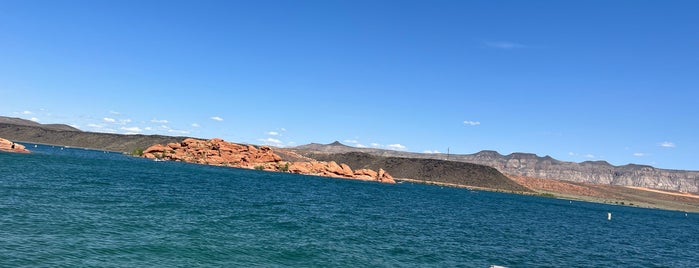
[279,162,290,172]
[254,165,265,170]
[539,193,556,198]
[131,147,144,156]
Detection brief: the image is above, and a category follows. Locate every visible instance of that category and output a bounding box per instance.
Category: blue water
[1,144,697,267]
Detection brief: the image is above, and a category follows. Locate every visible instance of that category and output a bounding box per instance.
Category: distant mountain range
[293,141,699,193]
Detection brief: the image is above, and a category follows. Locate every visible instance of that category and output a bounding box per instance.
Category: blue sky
[1,0,697,170]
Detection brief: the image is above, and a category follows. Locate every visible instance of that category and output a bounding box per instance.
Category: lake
[1,144,697,267]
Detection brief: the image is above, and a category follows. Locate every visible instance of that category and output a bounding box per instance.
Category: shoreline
[11,139,699,214]
[395,178,699,214]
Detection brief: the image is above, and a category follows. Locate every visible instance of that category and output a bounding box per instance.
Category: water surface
[1,145,697,267]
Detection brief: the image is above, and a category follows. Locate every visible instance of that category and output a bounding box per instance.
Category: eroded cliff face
[142,138,394,184]
[454,151,699,193]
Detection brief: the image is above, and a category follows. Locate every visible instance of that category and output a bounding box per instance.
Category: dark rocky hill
[294,142,699,193]
[0,123,185,153]
[0,116,81,131]
[290,151,531,193]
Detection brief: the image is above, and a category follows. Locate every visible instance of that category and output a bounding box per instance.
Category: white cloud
[258,138,282,146]
[87,123,104,128]
[151,119,168,124]
[144,127,153,131]
[584,154,595,158]
[387,144,407,150]
[633,153,648,157]
[22,110,33,115]
[120,119,131,124]
[168,129,190,134]
[121,126,142,133]
[424,150,441,154]
[103,117,116,123]
[29,117,39,122]
[191,123,200,128]
[484,40,526,50]
[344,139,359,144]
[109,111,121,115]
[280,128,287,132]
[463,120,481,126]
[568,152,577,156]
[160,125,170,129]
[210,116,224,122]
[267,131,280,136]
[355,144,367,148]
[370,143,381,148]
[659,141,676,148]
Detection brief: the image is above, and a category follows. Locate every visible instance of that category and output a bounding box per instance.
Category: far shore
[11,139,699,214]
[395,178,699,214]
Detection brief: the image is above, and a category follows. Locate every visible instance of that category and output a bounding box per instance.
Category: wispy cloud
[568,152,577,156]
[584,154,595,158]
[463,120,481,126]
[267,131,280,136]
[258,138,282,146]
[484,40,527,50]
[633,152,649,157]
[191,123,200,128]
[343,139,367,148]
[103,117,116,123]
[121,126,142,133]
[150,119,168,124]
[424,150,441,154]
[387,144,407,151]
[29,117,39,122]
[370,143,381,148]
[280,128,287,132]
[109,111,121,115]
[21,110,33,115]
[168,129,190,134]
[87,123,104,128]
[210,116,224,122]
[659,141,676,148]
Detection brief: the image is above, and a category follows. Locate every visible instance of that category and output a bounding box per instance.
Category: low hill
[0,116,81,132]
[290,151,531,193]
[0,123,185,153]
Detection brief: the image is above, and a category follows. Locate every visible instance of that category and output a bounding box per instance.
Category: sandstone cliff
[142,138,395,184]
[0,137,30,153]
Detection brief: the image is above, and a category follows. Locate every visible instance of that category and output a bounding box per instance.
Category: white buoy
[607,212,612,221]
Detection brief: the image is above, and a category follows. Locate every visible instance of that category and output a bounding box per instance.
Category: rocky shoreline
[0,137,30,153]
[141,138,395,184]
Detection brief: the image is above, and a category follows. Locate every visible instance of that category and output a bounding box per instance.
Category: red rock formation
[142,137,395,184]
[0,137,30,153]
[143,138,281,168]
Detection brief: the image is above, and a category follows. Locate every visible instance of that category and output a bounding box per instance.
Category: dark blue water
[1,144,697,267]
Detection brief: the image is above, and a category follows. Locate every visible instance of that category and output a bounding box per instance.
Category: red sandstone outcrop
[0,137,30,153]
[142,138,395,184]
[285,161,395,183]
